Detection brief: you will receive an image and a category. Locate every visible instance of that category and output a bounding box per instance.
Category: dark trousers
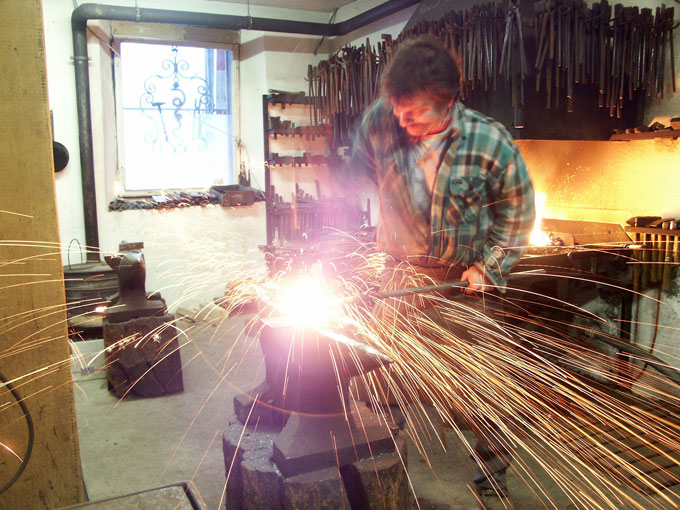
[359,261,513,490]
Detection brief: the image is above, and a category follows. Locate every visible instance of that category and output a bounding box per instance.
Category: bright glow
[265,276,343,328]
[530,192,551,246]
[94,305,107,314]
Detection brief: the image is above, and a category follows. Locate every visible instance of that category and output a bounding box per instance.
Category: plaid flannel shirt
[349,99,536,289]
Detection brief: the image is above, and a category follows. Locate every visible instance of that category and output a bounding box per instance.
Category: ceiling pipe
[71,0,419,261]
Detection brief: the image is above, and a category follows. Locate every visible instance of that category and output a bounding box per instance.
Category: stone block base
[222,413,408,510]
[103,314,183,398]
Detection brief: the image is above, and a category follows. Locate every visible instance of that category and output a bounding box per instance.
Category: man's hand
[460,265,492,294]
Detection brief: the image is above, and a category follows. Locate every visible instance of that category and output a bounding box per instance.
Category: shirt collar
[452,101,466,139]
[409,101,465,144]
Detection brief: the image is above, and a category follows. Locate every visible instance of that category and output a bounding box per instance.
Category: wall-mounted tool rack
[625,221,680,291]
[262,93,367,271]
[306,0,676,143]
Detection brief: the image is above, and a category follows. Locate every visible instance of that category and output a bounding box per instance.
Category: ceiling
[209,0,356,13]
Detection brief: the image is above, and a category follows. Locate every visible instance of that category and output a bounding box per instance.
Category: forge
[508,217,634,346]
[223,320,408,510]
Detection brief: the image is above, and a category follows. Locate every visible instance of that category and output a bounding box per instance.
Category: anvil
[234,319,397,477]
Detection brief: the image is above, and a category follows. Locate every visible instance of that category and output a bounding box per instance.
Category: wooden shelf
[265,92,311,105]
[625,225,680,237]
[609,129,680,141]
[268,127,297,136]
[268,153,340,167]
[267,125,329,138]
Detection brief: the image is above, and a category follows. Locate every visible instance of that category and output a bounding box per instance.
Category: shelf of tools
[625,217,680,292]
[306,0,677,143]
[262,93,368,273]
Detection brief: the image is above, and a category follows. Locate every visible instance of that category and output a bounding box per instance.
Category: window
[115,41,237,191]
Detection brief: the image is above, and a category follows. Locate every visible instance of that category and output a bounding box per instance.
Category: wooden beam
[0,1,85,507]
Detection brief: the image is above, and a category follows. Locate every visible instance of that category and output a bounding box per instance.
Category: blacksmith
[347,36,536,506]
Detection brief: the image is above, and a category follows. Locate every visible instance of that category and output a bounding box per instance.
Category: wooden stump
[103,315,184,398]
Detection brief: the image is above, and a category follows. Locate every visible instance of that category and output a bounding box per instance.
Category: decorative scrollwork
[140,46,215,153]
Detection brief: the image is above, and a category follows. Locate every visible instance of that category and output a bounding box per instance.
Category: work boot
[473,453,511,510]
[477,488,511,510]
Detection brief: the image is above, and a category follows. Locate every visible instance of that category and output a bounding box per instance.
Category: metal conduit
[71,0,420,260]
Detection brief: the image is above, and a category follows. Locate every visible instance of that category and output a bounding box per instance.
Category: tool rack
[625,222,680,291]
[262,93,366,271]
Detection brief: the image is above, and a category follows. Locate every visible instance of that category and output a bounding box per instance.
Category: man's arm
[476,143,535,291]
[331,102,383,210]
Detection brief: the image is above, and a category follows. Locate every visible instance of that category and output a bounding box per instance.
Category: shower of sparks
[255,265,349,329]
[212,243,680,510]
[5,230,680,509]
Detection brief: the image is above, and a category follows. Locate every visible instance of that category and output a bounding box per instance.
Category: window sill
[109,191,219,211]
[108,188,265,211]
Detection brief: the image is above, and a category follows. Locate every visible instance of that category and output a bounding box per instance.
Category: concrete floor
[71,310,680,510]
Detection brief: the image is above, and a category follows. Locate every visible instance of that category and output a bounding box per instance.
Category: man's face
[391,93,451,138]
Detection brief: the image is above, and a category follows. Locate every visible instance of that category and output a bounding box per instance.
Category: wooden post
[0,1,86,507]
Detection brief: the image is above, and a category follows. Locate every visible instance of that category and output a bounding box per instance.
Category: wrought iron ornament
[140,46,215,153]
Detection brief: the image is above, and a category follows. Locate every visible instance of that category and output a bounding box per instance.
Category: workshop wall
[331,0,419,51]
[336,0,678,130]
[517,138,680,223]
[40,0,678,312]
[42,0,331,311]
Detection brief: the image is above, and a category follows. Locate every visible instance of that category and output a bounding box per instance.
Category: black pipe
[72,18,99,262]
[71,1,419,260]
[334,0,419,35]
[72,3,342,37]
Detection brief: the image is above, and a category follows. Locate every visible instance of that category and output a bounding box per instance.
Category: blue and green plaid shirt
[349,99,535,288]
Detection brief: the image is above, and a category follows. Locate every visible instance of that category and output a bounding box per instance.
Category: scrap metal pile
[307,0,676,147]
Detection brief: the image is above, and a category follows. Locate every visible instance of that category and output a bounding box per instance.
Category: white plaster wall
[43,0,88,253]
[332,0,418,52]
[41,0,679,315]
[238,30,268,193]
[95,203,269,312]
[42,0,336,310]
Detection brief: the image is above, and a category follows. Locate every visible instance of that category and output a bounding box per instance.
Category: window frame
[111,31,240,197]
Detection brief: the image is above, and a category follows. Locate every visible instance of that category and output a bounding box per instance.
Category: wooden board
[0,1,86,508]
[609,130,680,141]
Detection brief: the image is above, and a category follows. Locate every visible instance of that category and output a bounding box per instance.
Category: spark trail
[4,230,680,509]
[221,243,680,509]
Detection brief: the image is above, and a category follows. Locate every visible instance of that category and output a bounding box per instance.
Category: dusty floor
[70,310,680,510]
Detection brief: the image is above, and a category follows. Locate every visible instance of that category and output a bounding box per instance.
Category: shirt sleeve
[347,103,381,186]
[331,102,383,212]
[477,141,535,290]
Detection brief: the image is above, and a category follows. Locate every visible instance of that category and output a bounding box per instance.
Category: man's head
[381,37,461,138]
